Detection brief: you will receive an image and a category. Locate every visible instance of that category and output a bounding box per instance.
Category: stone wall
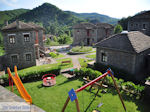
[96,47,150,80]
[0,55,7,71]
[3,30,36,70]
[96,47,136,75]
[97,27,113,42]
[73,24,113,46]
[73,28,97,46]
[38,30,44,48]
[128,19,150,36]
[134,49,150,79]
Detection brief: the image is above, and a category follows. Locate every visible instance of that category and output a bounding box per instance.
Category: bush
[122,81,136,92]
[49,52,57,58]
[74,67,102,80]
[0,66,61,86]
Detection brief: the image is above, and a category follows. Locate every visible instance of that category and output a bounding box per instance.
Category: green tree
[114,24,123,34]
[53,36,58,42]
[46,38,51,45]
[58,34,72,44]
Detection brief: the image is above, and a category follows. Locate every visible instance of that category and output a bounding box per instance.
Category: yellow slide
[7,66,32,104]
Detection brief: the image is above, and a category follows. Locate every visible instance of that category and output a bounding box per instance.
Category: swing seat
[97,102,103,107]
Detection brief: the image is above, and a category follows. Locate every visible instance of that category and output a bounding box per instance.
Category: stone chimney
[16,20,20,29]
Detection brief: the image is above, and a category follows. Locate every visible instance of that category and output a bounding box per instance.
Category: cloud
[1,0,17,7]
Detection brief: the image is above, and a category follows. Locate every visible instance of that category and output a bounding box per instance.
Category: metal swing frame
[61,69,127,112]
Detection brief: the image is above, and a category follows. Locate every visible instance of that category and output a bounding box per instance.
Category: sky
[0,0,150,18]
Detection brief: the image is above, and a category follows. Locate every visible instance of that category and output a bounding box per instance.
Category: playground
[1,47,149,112]
[6,71,149,112]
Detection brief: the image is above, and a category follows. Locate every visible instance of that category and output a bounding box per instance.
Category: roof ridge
[2,20,44,31]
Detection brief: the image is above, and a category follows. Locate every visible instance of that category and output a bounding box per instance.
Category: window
[135,24,138,27]
[143,24,146,29]
[101,53,107,62]
[11,55,18,63]
[24,33,30,42]
[26,54,31,61]
[9,35,15,44]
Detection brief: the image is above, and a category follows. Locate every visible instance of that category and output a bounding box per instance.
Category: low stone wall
[0,85,45,112]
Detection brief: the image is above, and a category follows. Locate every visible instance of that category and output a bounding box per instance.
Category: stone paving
[0,85,45,112]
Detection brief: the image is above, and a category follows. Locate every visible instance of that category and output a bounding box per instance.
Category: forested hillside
[66,11,118,24]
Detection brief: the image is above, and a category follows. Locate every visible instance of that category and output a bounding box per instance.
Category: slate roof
[95,31,150,53]
[2,21,44,31]
[73,22,113,29]
[96,23,114,29]
[73,23,97,29]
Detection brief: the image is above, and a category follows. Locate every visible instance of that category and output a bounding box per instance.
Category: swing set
[62,68,127,112]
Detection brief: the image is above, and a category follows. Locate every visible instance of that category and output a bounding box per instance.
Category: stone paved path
[58,52,96,69]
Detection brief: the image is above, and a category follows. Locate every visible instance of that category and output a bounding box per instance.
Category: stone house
[1,20,45,70]
[95,31,150,80]
[128,11,150,36]
[72,23,114,46]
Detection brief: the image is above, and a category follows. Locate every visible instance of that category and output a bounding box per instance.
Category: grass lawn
[0,58,73,81]
[88,50,96,54]
[6,75,149,112]
[86,54,96,59]
[18,58,73,73]
[56,58,73,69]
[78,58,93,67]
[71,46,93,53]
[55,53,65,59]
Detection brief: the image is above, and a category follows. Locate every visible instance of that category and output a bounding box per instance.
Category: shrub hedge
[49,52,57,58]
[0,66,61,86]
[74,67,145,98]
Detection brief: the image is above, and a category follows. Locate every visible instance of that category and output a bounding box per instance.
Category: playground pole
[75,98,80,112]
[109,72,127,112]
[62,96,70,112]
[76,72,108,93]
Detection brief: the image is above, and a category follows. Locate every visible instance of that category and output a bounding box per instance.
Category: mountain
[0,9,29,27]
[9,3,86,35]
[0,2,119,35]
[12,3,85,27]
[66,11,118,25]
